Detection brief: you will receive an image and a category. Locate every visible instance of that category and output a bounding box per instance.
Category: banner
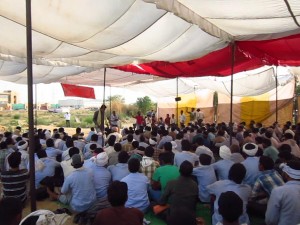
[61,83,95,99]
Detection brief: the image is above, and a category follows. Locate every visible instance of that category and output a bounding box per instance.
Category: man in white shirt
[179,110,186,128]
[64,112,71,127]
[110,111,119,130]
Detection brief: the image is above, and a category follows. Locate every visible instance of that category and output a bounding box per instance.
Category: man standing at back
[110,111,119,131]
[64,112,71,127]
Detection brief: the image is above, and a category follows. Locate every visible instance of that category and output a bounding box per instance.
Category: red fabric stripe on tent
[115,33,300,77]
[61,83,95,99]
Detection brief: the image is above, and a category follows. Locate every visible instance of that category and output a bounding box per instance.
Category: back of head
[181,139,191,151]
[108,135,116,146]
[132,141,139,149]
[128,158,140,173]
[118,151,129,163]
[127,134,133,142]
[196,137,204,146]
[230,144,240,154]
[107,181,128,207]
[179,160,193,177]
[164,142,172,152]
[71,154,83,169]
[159,152,174,165]
[76,127,81,134]
[8,152,21,169]
[218,191,243,223]
[91,134,99,142]
[0,197,23,225]
[199,154,212,165]
[114,143,122,152]
[278,144,292,153]
[145,146,154,157]
[69,147,80,158]
[65,138,74,148]
[259,155,274,170]
[46,138,54,147]
[37,150,47,159]
[228,163,246,184]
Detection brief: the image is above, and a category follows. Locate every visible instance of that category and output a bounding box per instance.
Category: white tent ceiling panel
[74,1,167,50]
[137,26,227,62]
[103,13,194,57]
[56,68,166,87]
[0,61,26,75]
[146,0,300,40]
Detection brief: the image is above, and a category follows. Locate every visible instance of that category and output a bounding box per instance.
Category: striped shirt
[1,169,29,203]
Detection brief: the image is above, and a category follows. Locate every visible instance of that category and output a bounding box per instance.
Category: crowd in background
[1,111,300,225]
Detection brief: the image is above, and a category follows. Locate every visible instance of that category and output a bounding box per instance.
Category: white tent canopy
[126,66,294,98]
[0,0,299,84]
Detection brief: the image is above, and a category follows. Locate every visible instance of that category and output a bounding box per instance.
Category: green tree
[106,95,125,115]
[135,96,153,115]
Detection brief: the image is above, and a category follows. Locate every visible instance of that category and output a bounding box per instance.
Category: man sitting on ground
[93,181,143,225]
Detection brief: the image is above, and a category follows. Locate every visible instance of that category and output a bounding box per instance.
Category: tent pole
[100,68,107,137]
[176,77,179,127]
[109,85,112,126]
[230,42,236,146]
[294,75,298,125]
[275,67,278,123]
[26,0,36,212]
[35,84,37,126]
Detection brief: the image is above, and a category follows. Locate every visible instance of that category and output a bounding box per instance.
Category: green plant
[13,114,20,119]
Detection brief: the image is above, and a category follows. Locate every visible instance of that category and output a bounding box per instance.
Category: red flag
[61,83,95,99]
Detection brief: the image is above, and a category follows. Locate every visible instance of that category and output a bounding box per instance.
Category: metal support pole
[275,67,278,123]
[26,0,36,212]
[230,43,236,146]
[35,84,37,126]
[100,68,107,144]
[176,77,179,126]
[294,75,298,125]
[109,85,112,127]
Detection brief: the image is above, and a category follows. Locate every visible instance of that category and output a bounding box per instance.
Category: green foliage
[13,114,20,119]
[296,85,300,96]
[83,116,93,124]
[106,95,125,103]
[135,96,154,115]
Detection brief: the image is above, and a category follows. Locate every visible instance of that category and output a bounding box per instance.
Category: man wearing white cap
[278,130,300,158]
[91,152,111,199]
[241,143,260,187]
[212,145,234,180]
[265,161,300,225]
[5,140,29,171]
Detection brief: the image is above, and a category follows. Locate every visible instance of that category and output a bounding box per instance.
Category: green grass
[144,203,265,225]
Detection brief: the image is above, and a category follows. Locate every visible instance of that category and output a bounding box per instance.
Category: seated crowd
[1,117,300,225]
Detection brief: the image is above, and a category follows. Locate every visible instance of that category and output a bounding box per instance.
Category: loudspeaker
[175,97,181,102]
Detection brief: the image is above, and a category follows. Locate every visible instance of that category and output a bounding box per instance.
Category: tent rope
[284,0,300,27]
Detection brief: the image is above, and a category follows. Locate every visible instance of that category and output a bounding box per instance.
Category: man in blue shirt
[213,145,234,180]
[265,160,300,225]
[242,143,260,187]
[121,158,149,213]
[91,152,111,199]
[174,140,198,167]
[207,163,251,225]
[35,150,61,189]
[107,151,130,181]
[48,154,96,213]
[192,154,217,203]
[45,138,63,160]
